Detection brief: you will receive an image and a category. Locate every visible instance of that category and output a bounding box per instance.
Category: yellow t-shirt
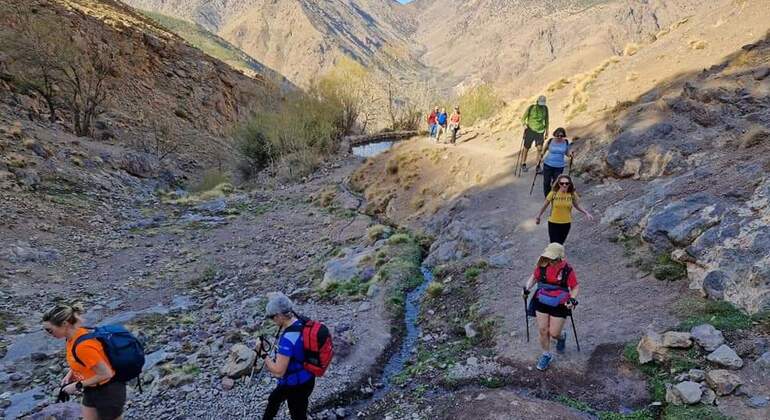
[547,191,576,224]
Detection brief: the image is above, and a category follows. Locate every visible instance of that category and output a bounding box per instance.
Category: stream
[351,140,397,158]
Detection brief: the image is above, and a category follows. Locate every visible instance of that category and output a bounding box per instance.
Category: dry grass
[740,125,769,149]
[562,57,620,120]
[689,39,707,50]
[546,77,570,93]
[623,43,641,56]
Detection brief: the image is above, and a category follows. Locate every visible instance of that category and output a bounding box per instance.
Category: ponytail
[42,303,84,326]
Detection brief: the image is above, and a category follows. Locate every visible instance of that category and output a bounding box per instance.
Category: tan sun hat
[541,243,565,260]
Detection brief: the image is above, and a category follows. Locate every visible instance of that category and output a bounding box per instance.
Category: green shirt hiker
[522,103,549,134]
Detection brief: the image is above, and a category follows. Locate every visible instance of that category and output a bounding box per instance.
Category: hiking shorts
[533,296,571,318]
[523,127,545,149]
[82,380,126,420]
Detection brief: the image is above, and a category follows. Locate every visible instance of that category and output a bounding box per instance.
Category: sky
[398,0,413,3]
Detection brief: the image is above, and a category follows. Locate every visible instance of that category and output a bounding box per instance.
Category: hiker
[427,106,438,139]
[262,292,315,420]
[448,106,461,144]
[43,303,126,420]
[435,107,448,143]
[535,174,593,245]
[519,95,549,173]
[540,127,573,198]
[522,243,580,371]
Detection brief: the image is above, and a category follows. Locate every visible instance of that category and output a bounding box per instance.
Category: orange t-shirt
[66,328,114,384]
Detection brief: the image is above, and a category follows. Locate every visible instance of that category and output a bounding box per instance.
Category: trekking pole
[568,155,574,177]
[250,335,272,382]
[514,137,525,177]
[529,159,541,195]
[522,288,530,342]
[569,313,581,352]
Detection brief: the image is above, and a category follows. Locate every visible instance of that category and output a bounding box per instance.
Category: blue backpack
[73,325,145,385]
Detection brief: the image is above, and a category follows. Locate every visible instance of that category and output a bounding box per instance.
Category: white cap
[537,96,547,105]
[265,292,293,317]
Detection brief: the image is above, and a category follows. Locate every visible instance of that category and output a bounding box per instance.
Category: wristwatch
[75,381,83,391]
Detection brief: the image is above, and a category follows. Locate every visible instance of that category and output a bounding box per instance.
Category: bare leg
[536,311,551,351]
[548,316,567,342]
[82,406,99,420]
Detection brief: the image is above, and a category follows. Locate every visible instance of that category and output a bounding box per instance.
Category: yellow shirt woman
[546,190,576,224]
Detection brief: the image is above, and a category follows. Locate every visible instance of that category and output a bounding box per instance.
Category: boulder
[321,248,375,289]
[159,371,196,388]
[120,152,155,178]
[220,344,256,379]
[673,381,703,405]
[756,352,770,370]
[30,402,81,420]
[662,331,693,348]
[706,344,743,369]
[665,384,683,405]
[691,324,724,352]
[705,370,742,396]
[748,396,769,408]
[637,331,668,364]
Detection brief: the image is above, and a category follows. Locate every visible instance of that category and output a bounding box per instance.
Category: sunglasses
[44,327,55,335]
[559,182,571,186]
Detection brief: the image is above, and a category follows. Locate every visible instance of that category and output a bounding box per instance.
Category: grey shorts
[523,127,545,149]
[82,381,126,420]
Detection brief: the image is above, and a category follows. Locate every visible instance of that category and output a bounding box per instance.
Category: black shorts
[533,296,571,318]
[523,127,545,149]
[82,381,126,420]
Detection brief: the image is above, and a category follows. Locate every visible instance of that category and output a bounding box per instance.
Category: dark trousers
[548,222,571,244]
[542,164,564,198]
[262,378,315,420]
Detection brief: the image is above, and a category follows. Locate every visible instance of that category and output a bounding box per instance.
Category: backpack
[533,263,572,308]
[289,314,333,377]
[72,325,145,384]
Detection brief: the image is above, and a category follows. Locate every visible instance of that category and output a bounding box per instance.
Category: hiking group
[42,292,331,420]
[426,105,462,145]
[517,95,594,371]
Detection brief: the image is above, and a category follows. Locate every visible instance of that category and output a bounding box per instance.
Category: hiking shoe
[556,332,567,354]
[536,353,553,371]
[535,165,542,174]
[522,164,529,173]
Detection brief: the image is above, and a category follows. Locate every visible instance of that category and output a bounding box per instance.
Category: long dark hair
[550,174,576,195]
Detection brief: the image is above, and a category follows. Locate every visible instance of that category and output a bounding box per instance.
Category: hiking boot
[535,164,542,174]
[536,352,553,371]
[556,332,567,354]
[522,164,528,173]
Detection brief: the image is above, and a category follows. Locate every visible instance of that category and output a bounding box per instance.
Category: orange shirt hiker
[66,327,114,385]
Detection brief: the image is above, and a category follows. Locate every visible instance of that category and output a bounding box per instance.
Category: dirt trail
[353,132,689,412]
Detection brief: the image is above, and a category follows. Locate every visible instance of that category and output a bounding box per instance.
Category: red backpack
[292,314,333,377]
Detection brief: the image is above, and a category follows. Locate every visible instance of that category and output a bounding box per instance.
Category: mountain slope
[125,0,425,86]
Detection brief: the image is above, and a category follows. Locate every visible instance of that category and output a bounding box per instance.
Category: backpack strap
[538,264,571,290]
[71,328,97,367]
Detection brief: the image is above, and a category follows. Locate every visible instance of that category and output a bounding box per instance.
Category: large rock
[220,344,256,379]
[120,152,156,178]
[673,381,703,405]
[321,247,376,289]
[706,344,743,369]
[30,402,81,420]
[756,352,770,370]
[2,242,60,264]
[643,192,724,249]
[637,331,668,364]
[605,121,676,179]
[662,331,692,348]
[691,324,725,352]
[705,370,742,396]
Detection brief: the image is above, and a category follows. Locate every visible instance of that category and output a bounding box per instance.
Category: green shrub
[367,224,391,242]
[457,84,503,126]
[675,299,752,331]
[663,405,728,420]
[426,281,444,298]
[192,169,230,193]
[236,92,344,179]
[653,253,687,281]
[464,267,482,281]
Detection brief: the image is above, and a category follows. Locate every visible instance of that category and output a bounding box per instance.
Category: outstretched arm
[572,196,593,221]
[535,199,551,224]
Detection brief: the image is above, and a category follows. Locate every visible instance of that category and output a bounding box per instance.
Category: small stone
[466,356,479,367]
[705,370,742,396]
[673,381,702,405]
[706,344,743,369]
[221,377,235,391]
[219,344,256,379]
[475,393,487,401]
[9,373,22,382]
[335,408,347,418]
[748,396,769,408]
[688,369,705,382]
[30,352,48,362]
[0,399,10,409]
[691,324,724,352]
[700,387,716,405]
[666,384,683,405]
[357,301,372,312]
[662,331,692,348]
[464,322,478,339]
[637,331,668,364]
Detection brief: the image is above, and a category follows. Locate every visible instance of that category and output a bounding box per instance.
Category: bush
[426,281,444,299]
[457,84,503,126]
[192,169,230,193]
[675,299,752,332]
[235,92,344,179]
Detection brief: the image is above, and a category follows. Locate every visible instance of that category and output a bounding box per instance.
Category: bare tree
[133,117,180,162]
[59,49,112,137]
